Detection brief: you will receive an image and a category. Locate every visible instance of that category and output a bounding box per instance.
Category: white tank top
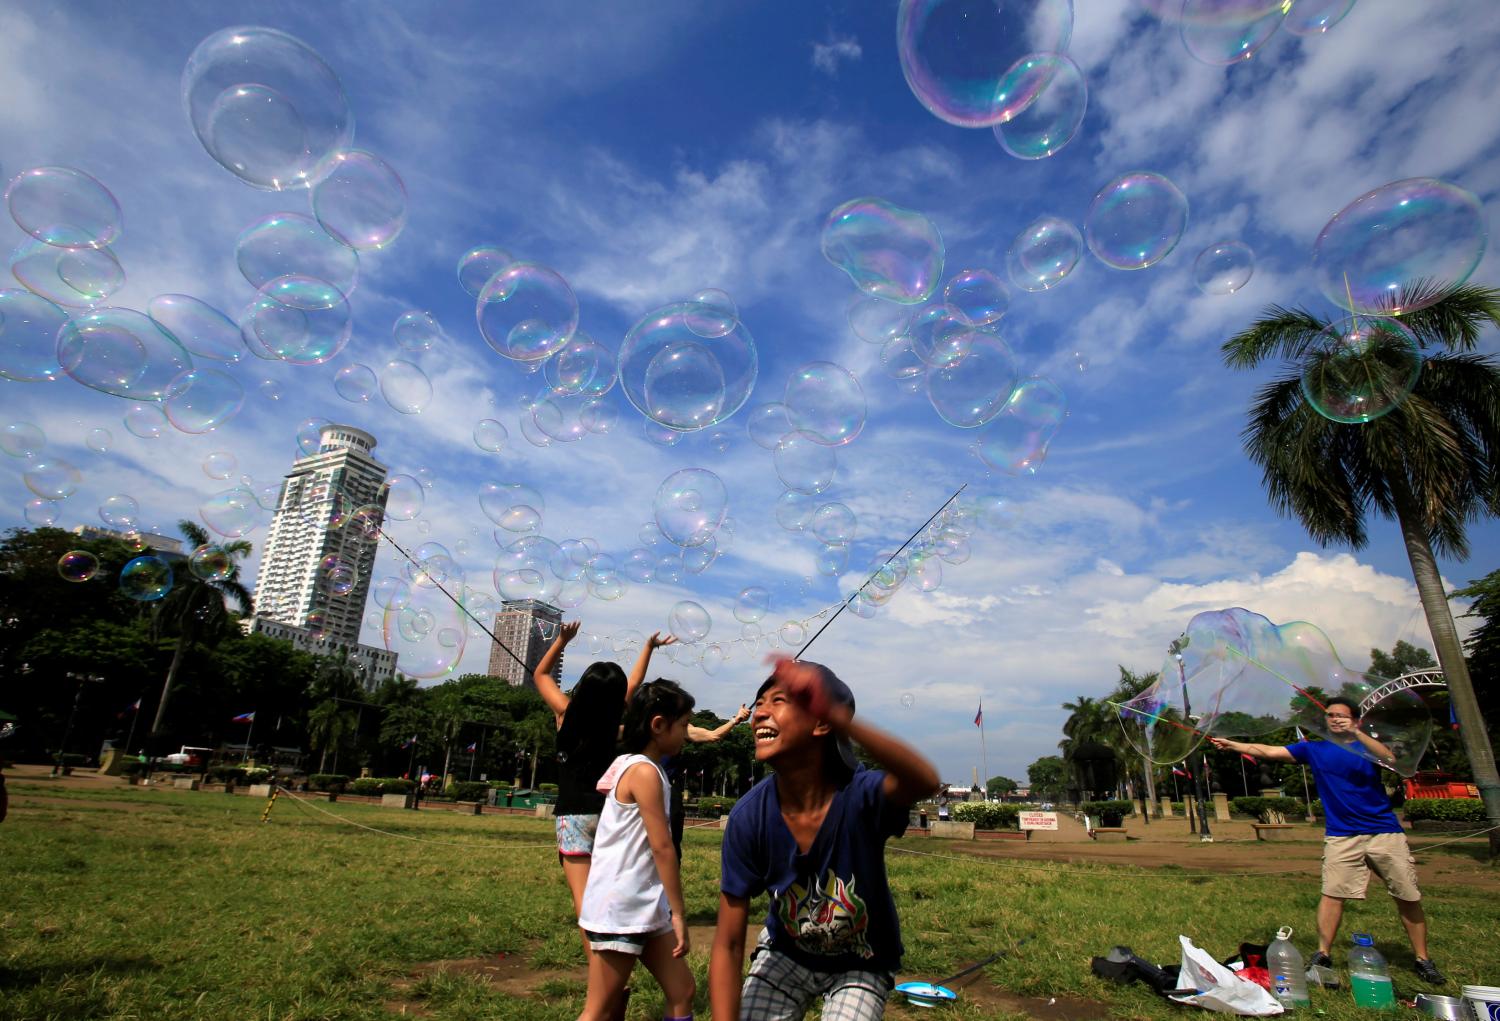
[578,754,673,934]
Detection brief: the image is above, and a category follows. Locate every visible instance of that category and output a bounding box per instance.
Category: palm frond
[1221,305,1329,369]
[1393,284,1500,353]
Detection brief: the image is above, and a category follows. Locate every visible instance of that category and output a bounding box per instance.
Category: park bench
[1089,827,1129,842]
[1252,822,1295,841]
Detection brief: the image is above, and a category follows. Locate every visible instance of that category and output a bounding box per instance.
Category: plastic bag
[1169,936,1285,1016]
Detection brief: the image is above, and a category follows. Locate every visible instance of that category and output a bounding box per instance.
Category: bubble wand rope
[795,483,967,661]
[374,525,527,670]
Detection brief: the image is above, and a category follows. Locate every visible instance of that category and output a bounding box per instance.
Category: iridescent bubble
[99,494,139,528]
[203,451,236,479]
[56,307,193,401]
[811,502,857,544]
[710,429,732,454]
[734,586,770,624]
[580,397,617,435]
[85,428,111,453]
[23,458,81,499]
[974,376,1067,475]
[380,359,431,415]
[333,362,376,403]
[746,402,793,450]
[550,539,592,581]
[900,692,916,708]
[5,166,121,249]
[321,555,358,596]
[847,295,913,345]
[479,481,544,533]
[820,197,944,304]
[654,467,728,548]
[785,361,866,447]
[235,212,359,296]
[911,550,943,591]
[1312,178,1487,317]
[544,331,616,397]
[371,576,410,611]
[124,403,165,439]
[385,571,466,680]
[0,289,70,382]
[457,245,513,298]
[476,262,579,363]
[686,289,738,339]
[925,330,1019,428]
[622,548,656,584]
[165,367,245,433]
[529,390,593,444]
[119,555,173,601]
[1084,172,1189,271]
[1284,0,1356,36]
[57,550,98,582]
[295,416,330,456]
[474,418,508,452]
[620,302,758,433]
[240,274,352,364]
[26,499,60,527]
[495,538,563,603]
[944,268,1011,327]
[774,432,837,495]
[11,238,124,308]
[906,304,971,368]
[519,412,554,448]
[147,294,243,362]
[779,620,807,648]
[1301,316,1423,424]
[775,490,816,532]
[1193,240,1256,296]
[1,421,45,458]
[1180,1,1284,64]
[993,53,1088,159]
[668,600,711,642]
[311,150,406,250]
[189,543,234,581]
[817,542,850,577]
[200,485,260,537]
[250,479,284,511]
[182,26,352,191]
[896,0,1074,128]
[879,333,925,381]
[393,310,442,353]
[589,573,627,602]
[259,379,281,401]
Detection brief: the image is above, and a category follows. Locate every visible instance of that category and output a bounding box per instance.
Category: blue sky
[3,1,1497,785]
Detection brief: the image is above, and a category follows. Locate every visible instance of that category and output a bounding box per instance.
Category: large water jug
[1268,927,1310,1008]
[1349,933,1396,1010]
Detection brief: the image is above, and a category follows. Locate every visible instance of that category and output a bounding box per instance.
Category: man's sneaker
[1414,958,1446,984]
[1309,951,1332,969]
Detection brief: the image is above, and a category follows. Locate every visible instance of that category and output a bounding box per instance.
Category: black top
[555,742,614,816]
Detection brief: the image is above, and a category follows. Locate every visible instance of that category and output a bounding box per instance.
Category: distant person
[709,657,940,1021]
[662,703,750,859]
[1211,696,1445,985]
[576,680,698,1021]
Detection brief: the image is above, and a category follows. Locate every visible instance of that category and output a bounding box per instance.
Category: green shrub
[488,780,512,790]
[207,765,245,783]
[1404,797,1485,822]
[243,768,271,784]
[348,777,414,797]
[307,774,349,792]
[1231,796,1304,820]
[1080,800,1134,825]
[690,795,739,817]
[450,781,489,802]
[951,802,1021,829]
[538,783,558,794]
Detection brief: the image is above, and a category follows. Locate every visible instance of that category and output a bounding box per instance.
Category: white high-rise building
[251,424,388,648]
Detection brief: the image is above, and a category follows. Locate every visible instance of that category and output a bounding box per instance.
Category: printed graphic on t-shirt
[774,868,872,958]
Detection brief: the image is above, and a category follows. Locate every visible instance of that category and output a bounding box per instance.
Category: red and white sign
[1019,811,1059,831]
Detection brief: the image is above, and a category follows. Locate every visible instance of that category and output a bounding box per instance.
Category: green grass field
[3,778,1497,1020]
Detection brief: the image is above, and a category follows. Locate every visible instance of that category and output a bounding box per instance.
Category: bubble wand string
[795,482,967,661]
[1108,699,1209,739]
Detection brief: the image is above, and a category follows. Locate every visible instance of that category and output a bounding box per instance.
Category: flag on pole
[400,735,417,749]
[465,741,477,753]
[1294,725,1306,742]
[118,698,141,719]
[973,704,983,727]
[232,711,255,723]
[1172,766,1190,778]
[1241,753,1257,764]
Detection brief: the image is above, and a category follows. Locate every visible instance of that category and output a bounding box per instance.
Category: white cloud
[811,37,862,76]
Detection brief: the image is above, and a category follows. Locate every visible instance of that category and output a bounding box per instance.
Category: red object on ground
[1404,771,1479,800]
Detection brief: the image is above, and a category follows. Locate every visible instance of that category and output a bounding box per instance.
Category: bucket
[1414,994,1468,1021]
[1461,986,1500,1021]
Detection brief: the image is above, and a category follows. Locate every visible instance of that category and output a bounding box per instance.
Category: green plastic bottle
[1349,934,1396,1010]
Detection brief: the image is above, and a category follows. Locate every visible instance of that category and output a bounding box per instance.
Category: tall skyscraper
[252,424,388,647]
[489,599,564,687]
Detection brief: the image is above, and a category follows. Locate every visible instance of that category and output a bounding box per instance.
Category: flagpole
[124,698,141,755]
[978,704,989,800]
[1301,764,1315,822]
[242,713,256,764]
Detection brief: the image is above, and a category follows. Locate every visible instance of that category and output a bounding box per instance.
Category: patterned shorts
[583,923,673,956]
[556,813,599,857]
[740,932,893,1021]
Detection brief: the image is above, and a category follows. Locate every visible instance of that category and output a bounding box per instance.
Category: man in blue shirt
[1212,697,1445,985]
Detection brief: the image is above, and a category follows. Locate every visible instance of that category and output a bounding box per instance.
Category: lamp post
[1169,637,1212,842]
[55,672,104,776]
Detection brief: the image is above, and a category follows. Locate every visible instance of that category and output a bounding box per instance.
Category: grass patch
[3,780,1497,1020]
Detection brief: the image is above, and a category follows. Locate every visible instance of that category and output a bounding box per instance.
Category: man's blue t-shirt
[720,767,908,974]
[1288,739,1402,837]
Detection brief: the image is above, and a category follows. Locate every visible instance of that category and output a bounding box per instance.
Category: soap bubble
[259,379,281,401]
[620,301,758,432]
[896,0,1074,128]
[393,310,442,353]
[1006,216,1082,292]
[495,538,563,602]
[57,550,99,582]
[785,361,866,447]
[779,620,807,648]
[84,427,111,453]
[333,362,376,403]
[203,451,236,479]
[11,238,124,308]
[236,212,359,296]
[56,307,193,401]
[900,692,916,708]
[817,543,850,577]
[371,576,410,610]
[321,555,359,596]
[477,262,578,363]
[119,555,173,601]
[24,458,81,499]
[25,500,59,527]
[993,53,1088,159]
[686,289,738,338]
[474,418,508,452]
[906,304,972,368]
[925,330,1019,428]
[1312,178,1487,317]
[240,274,352,364]
[911,550,944,591]
[775,432,837,495]
[847,295,914,344]
[124,404,166,439]
[550,539,592,581]
[880,334,925,381]
[165,367,245,433]
[544,331,616,397]
[380,359,432,415]
[821,197,944,304]
[732,588,770,625]
[654,467,727,548]
[1301,316,1422,424]
[479,481,544,533]
[189,544,234,581]
[457,245,513,297]
[775,490,816,531]
[182,26,352,191]
[1180,5,1285,65]
[6,166,121,249]
[0,289,69,382]
[1085,172,1188,270]
[295,416,330,456]
[944,269,1010,327]
[746,402,793,450]
[311,150,406,250]
[2,422,45,458]
[200,486,260,537]
[1193,241,1256,295]
[1284,0,1356,36]
[385,570,466,680]
[147,295,243,363]
[974,376,1067,475]
[811,502,857,544]
[98,494,138,528]
[668,600,711,642]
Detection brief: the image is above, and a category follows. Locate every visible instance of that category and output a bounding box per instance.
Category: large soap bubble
[240,275,352,365]
[973,376,1066,475]
[545,331,616,397]
[479,481,544,533]
[1284,0,1356,36]
[784,362,866,447]
[896,0,1074,128]
[1180,5,1285,65]
[943,269,1010,327]
[182,26,353,191]
[746,402,793,450]
[120,555,173,601]
[379,359,432,415]
[925,331,1019,428]
[476,262,579,363]
[668,600,711,643]
[236,212,359,296]
[311,150,407,250]
[495,537,563,603]
[2,422,45,458]
[6,166,121,250]
[24,458,81,499]
[1300,316,1423,424]
[992,54,1088,160]
[1312,178,1487,317]
[164,367,245,433]
[0,288,70,382]
[1085,172,1188,271]
[619,301,757,432]
[384,570,466,680]
[847,295,914,345]
[148,295,243,362]
[1007,216,1082,291]
[12,238,125,308]
[821,197,944,305]
[379,474,424,521]
[774,432,837,495]
[654,467,727,548]
[735,586,770,624]
[457,245,513,298]
[1193,241,1255,295]
[56,307,194,401]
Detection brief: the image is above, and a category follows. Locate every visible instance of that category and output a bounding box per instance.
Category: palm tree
[307,656,363,774]
[1109,667,1160,810]
[1059,694,1118,800]
[1223,283,1500,857]
[148,521,253,743]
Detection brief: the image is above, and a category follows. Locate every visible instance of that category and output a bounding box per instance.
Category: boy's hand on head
[558,621,580,644]
[647,631,678,650]
[768,655,833,720]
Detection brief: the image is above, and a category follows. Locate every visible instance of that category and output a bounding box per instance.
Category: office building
[489,599,564,687]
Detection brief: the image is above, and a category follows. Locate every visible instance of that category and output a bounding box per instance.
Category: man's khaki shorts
[1321,832,1422,901]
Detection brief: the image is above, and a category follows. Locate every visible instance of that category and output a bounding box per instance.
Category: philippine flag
[1172,766,1190,778]
[400,735,417,749]
[465,742,478,753]
[1241,753,1258,764]
[232,711,255,723]
[973,704,983,728]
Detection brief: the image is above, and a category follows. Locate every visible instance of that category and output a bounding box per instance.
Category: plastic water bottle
[1349,933,1396,1009]
[1268,926,1311,1008]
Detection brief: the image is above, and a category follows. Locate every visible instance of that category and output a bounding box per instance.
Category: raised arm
[531,620,580,724]
[625,631,678,703]
[1209,736,1296,763]
[689,704,749,743]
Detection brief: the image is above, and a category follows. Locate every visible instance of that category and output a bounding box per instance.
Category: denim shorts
[556,813,599,857]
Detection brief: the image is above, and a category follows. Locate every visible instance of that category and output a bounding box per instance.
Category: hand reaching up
[647,631,678,650]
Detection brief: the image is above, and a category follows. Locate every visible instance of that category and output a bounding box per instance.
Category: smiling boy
[708,657,940,1021]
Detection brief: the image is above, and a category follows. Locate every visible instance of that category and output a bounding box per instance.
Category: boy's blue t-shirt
[720,767,908,974]
[1288,739,1402,837]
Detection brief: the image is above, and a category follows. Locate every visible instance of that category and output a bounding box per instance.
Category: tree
[986,775,1018,797]
[1369,640,1437,680]
[1058,695,1118,800]
[1027,755,1066,801]
[1453,569,1500,734]
[1224,284,1500,856]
